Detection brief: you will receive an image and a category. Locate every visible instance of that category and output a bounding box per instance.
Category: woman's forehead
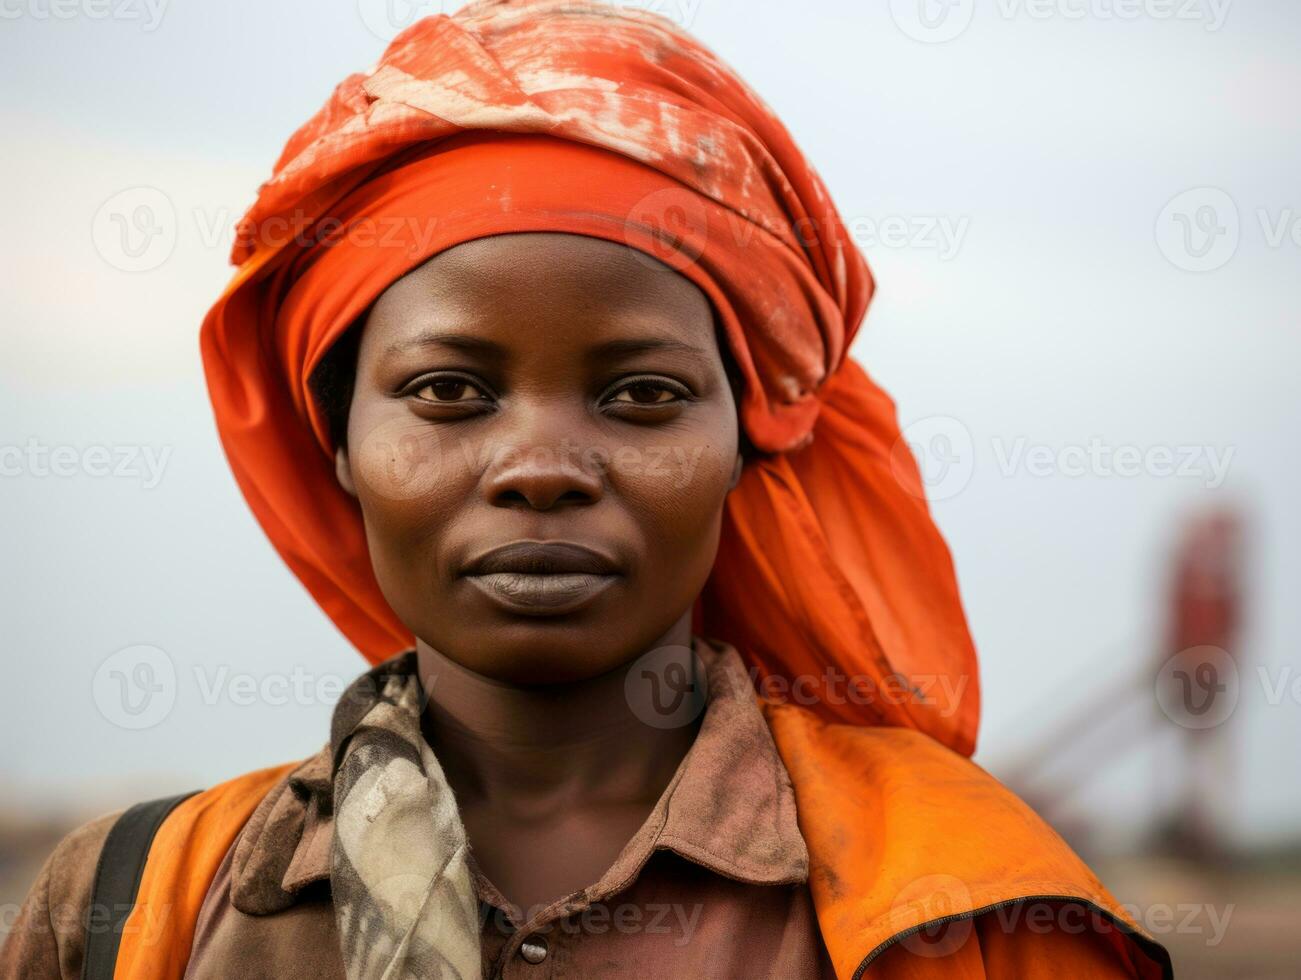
[382,232,701,298]
[364,232,718,357]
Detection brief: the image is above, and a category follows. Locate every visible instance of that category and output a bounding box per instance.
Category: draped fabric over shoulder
[200,0,980,755]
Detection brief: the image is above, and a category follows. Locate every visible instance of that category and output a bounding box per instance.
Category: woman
[1,1,1172,977]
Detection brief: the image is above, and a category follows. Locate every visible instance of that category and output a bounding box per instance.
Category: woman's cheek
[650,403,741,510]
[349,415,478,571]
[628,436,737,529]
[351,419,473,620]
[350,413,454,504]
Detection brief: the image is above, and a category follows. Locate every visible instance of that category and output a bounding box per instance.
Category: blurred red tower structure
[1003,506,1247,857]
[1161,508,1246,856]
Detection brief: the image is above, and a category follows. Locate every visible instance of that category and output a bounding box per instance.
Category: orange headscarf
[200,0,980,755]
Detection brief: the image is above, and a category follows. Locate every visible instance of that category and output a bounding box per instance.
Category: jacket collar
[230,637,808,915]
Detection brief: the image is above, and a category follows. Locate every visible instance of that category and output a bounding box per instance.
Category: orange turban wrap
[200,0,980,755]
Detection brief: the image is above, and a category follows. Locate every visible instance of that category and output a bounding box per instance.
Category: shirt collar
[231,637,808,916]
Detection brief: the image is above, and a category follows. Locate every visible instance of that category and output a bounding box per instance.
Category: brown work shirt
[1,639,837,979]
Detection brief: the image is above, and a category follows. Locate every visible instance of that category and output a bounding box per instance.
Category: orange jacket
[113,704,1171,979]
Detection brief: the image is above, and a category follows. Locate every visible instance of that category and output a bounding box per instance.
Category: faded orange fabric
[762,706,1170,978]
[199,0,979,756]
[113,762,298,980]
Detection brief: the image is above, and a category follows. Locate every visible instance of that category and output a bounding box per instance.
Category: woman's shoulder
[763,702,1102,882]
[762,704,1172,978]
[0,750,324,980]
[0,806,125,980]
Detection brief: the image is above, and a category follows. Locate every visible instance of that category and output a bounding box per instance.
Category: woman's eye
[412,378,485,402]
[609,381,681,405]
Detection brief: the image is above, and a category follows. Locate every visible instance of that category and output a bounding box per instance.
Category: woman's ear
[727,451,743,491]
[335,446,358,498]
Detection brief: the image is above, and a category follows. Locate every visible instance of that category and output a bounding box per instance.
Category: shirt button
[519,935,548,964]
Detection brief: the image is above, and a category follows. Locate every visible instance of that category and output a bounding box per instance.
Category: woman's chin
[433,624,641,688]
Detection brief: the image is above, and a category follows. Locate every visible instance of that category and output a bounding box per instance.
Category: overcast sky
[2,0,1298,849]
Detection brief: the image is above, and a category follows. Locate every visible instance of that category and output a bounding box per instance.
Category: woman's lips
[459,541,622,616]
[464,571,618,616]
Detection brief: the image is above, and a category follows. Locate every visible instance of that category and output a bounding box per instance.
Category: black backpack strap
[80,790,203,980]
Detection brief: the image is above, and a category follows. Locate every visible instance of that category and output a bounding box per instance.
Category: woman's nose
[480,430,605,511]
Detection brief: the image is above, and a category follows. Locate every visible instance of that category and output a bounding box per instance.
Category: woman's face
[335,232,742,685]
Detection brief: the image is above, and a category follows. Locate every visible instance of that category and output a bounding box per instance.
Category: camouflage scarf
[329,651,482,980]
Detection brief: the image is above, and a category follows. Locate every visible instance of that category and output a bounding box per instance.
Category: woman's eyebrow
[590,337,709,359]
[383,331,506,358]
[384,333,708,359]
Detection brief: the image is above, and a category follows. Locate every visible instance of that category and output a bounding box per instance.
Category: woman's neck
[414,612,702,821]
